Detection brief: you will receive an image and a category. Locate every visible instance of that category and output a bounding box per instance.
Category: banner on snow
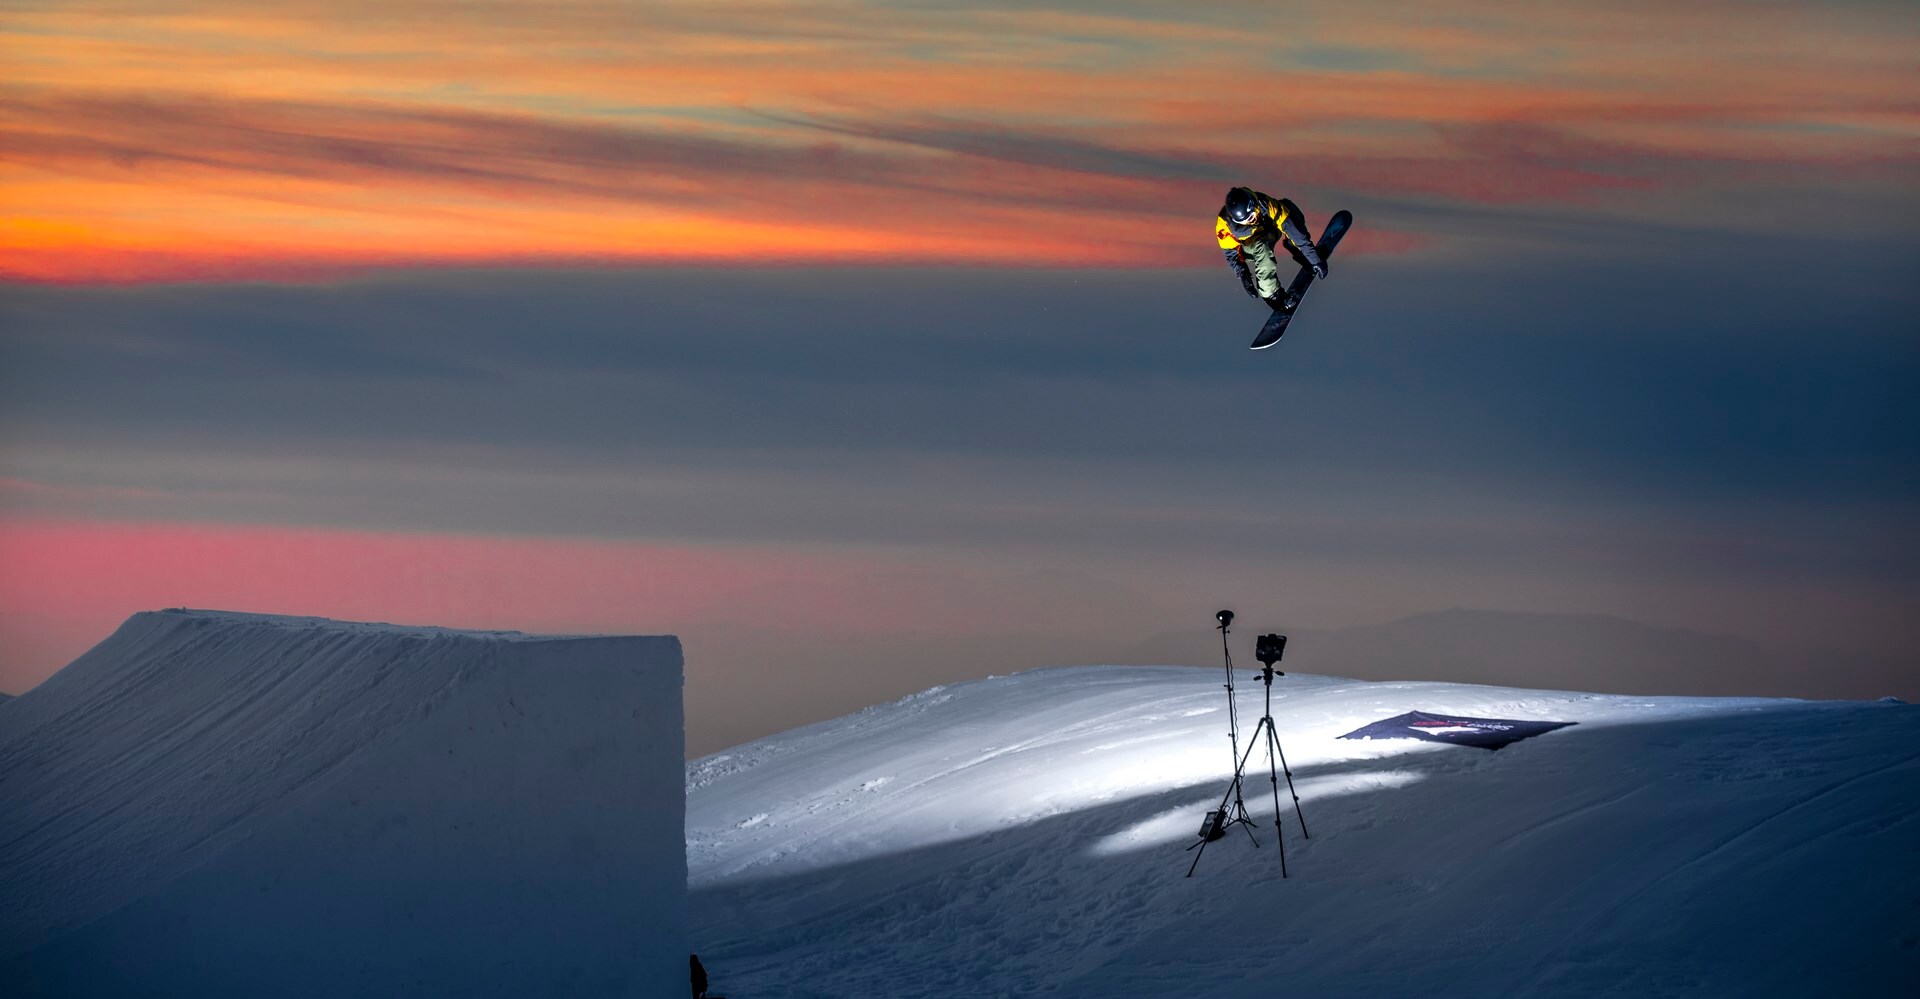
[1337,711,1575,750]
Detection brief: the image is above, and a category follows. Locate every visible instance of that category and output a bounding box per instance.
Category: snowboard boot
[1264,289,1298,312]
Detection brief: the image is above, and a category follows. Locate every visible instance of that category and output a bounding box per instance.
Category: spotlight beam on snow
[1087,769,1427,858]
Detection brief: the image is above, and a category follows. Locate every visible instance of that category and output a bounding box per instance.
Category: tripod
[1187,637,1309,878]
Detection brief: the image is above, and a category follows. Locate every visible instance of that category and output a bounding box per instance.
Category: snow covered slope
[688,666,1917,997]
[0,609,686,998]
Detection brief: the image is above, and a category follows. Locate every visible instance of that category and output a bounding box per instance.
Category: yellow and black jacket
[1215,190,1323,297]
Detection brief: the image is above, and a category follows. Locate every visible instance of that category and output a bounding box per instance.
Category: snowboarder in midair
[1215,187,1328,311]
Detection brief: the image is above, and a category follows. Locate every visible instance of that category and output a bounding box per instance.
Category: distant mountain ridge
[1113,608,1905,701]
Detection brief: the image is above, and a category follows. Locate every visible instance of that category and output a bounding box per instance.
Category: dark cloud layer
[6,228,1914,501]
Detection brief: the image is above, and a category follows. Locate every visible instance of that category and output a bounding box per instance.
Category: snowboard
[1251,209,1352,350]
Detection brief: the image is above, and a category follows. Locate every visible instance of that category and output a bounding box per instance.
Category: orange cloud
[3,1,1914,283]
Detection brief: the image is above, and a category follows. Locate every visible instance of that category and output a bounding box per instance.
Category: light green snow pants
[1242,239,1283,299]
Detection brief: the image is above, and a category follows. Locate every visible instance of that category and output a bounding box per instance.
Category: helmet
[1225,187,1260,226]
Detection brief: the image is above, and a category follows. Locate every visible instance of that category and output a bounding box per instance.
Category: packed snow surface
[0,609,686,998]
[688,665,1918,997]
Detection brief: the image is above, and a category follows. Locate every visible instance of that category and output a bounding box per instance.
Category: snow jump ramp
[0,609,686,998]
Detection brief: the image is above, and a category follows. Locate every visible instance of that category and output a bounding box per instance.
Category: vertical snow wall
[0,609,686,998]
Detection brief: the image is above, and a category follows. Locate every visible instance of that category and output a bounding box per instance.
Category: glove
[1225,249,1258,297]
[1278,214,1327,278]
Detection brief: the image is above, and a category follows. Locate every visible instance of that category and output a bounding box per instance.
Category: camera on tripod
[1255,633,1286,672]
[1186,610,1309,878]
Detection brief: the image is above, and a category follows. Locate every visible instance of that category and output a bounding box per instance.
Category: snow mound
[689,665,1917,996]
[0,609,686,998]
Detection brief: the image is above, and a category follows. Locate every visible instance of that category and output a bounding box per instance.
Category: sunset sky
[3,1,1916,747]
